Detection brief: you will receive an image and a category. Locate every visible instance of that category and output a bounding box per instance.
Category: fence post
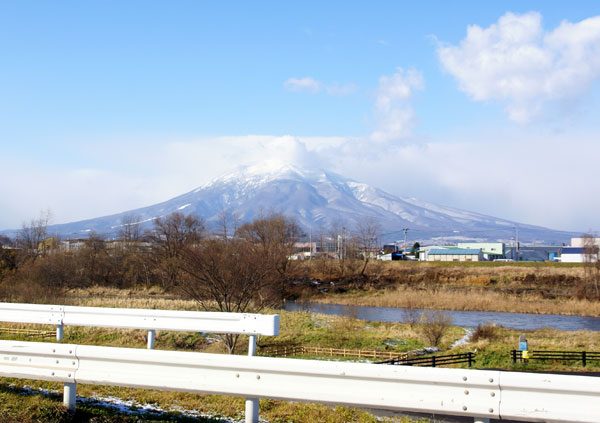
[432,356,436,367]
[245,335,259,423]
[56,324,64,342]
[582,351,587,367]
[468,352,472,367]
[147,329,155,349]
[64,382,76,412]
[511,349,516,364]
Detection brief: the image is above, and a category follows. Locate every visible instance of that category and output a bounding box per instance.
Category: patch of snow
[177,203,192,210]
[451,328,473,349]
[13,385,245,422]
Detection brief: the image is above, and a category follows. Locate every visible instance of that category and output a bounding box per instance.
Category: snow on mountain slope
[3,162,575,243]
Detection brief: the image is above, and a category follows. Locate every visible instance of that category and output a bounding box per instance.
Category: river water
[284,301,600,331]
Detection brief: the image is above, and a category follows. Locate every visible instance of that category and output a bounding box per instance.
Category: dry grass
[315,286,600,316]
[293,261,599,316]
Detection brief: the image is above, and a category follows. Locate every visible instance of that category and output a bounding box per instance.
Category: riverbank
[309,286,600,316]
[289,261,600,317]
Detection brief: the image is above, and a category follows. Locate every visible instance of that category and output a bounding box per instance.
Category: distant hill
[1,163,577,244]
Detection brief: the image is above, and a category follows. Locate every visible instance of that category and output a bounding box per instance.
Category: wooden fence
[260,345,409,360]
[0,326,56,338]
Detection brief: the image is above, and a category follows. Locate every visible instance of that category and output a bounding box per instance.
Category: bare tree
[15,209,52,262]
[118,214,142,243]
[582,234,600,298]
[179,237,281,353]
[216,208,240,242]
[80,232,108,286]
[236,212,301,301]
[149,212,205,290]
[355,217,381,276]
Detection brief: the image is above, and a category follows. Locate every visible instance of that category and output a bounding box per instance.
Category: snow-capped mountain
[3,162,577,243]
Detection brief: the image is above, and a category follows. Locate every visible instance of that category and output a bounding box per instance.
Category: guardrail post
[64,382,76,412]
[245,335,259,423]
[582,351,586,367]
[56,324,64,341]
[147,329,155,349]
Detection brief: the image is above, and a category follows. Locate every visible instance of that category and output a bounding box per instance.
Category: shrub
[470,323,499,342]
[419,310,452,347]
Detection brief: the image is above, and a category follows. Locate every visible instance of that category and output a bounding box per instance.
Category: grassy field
[289,260,600,316]
[1,288,599,422]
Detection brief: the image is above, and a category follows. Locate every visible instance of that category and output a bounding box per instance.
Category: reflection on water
[284,302,600,331]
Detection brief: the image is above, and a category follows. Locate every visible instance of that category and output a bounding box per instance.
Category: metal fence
[379,352,475,367]
[511,349,600,367]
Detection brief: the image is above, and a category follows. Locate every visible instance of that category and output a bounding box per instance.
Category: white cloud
[371,67,424,142]
[284,77,358,96]
[330,133,600,232]
[438,12,600,123]
[283,77,322,93]
[325,83,358,96]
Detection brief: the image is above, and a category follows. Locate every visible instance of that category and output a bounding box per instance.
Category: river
[284,301,600,331]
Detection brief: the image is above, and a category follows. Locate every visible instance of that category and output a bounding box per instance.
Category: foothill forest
[0,211,599,423]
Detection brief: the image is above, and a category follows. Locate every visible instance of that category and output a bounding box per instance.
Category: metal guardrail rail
[0,302,279,423]
[0,302,279,344]
[0,340,599,423]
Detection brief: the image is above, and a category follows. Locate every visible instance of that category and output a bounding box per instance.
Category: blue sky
[1,1,600,233]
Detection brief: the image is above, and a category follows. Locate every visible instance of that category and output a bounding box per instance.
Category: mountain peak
[4,162,574,244]
[201,161,340,190]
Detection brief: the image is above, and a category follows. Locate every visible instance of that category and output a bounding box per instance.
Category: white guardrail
[0,340,598,423]
[0,302,279,423]
[0,302,279,345]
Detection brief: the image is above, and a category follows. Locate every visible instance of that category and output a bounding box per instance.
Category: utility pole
[402,228,409,251]
[342,227,347,259]
[514,227,519,261]
[309,228,312,260]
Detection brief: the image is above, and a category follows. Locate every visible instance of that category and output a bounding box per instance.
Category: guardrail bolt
[489,408,494,413]
[488,378,494,383]
[462,376,467,381]
[462,406,467,411]
[490,392,495,397]
[464,390,469,395]
[256,375,260,380]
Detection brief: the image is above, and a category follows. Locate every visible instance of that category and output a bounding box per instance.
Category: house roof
[428,248,481,255]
